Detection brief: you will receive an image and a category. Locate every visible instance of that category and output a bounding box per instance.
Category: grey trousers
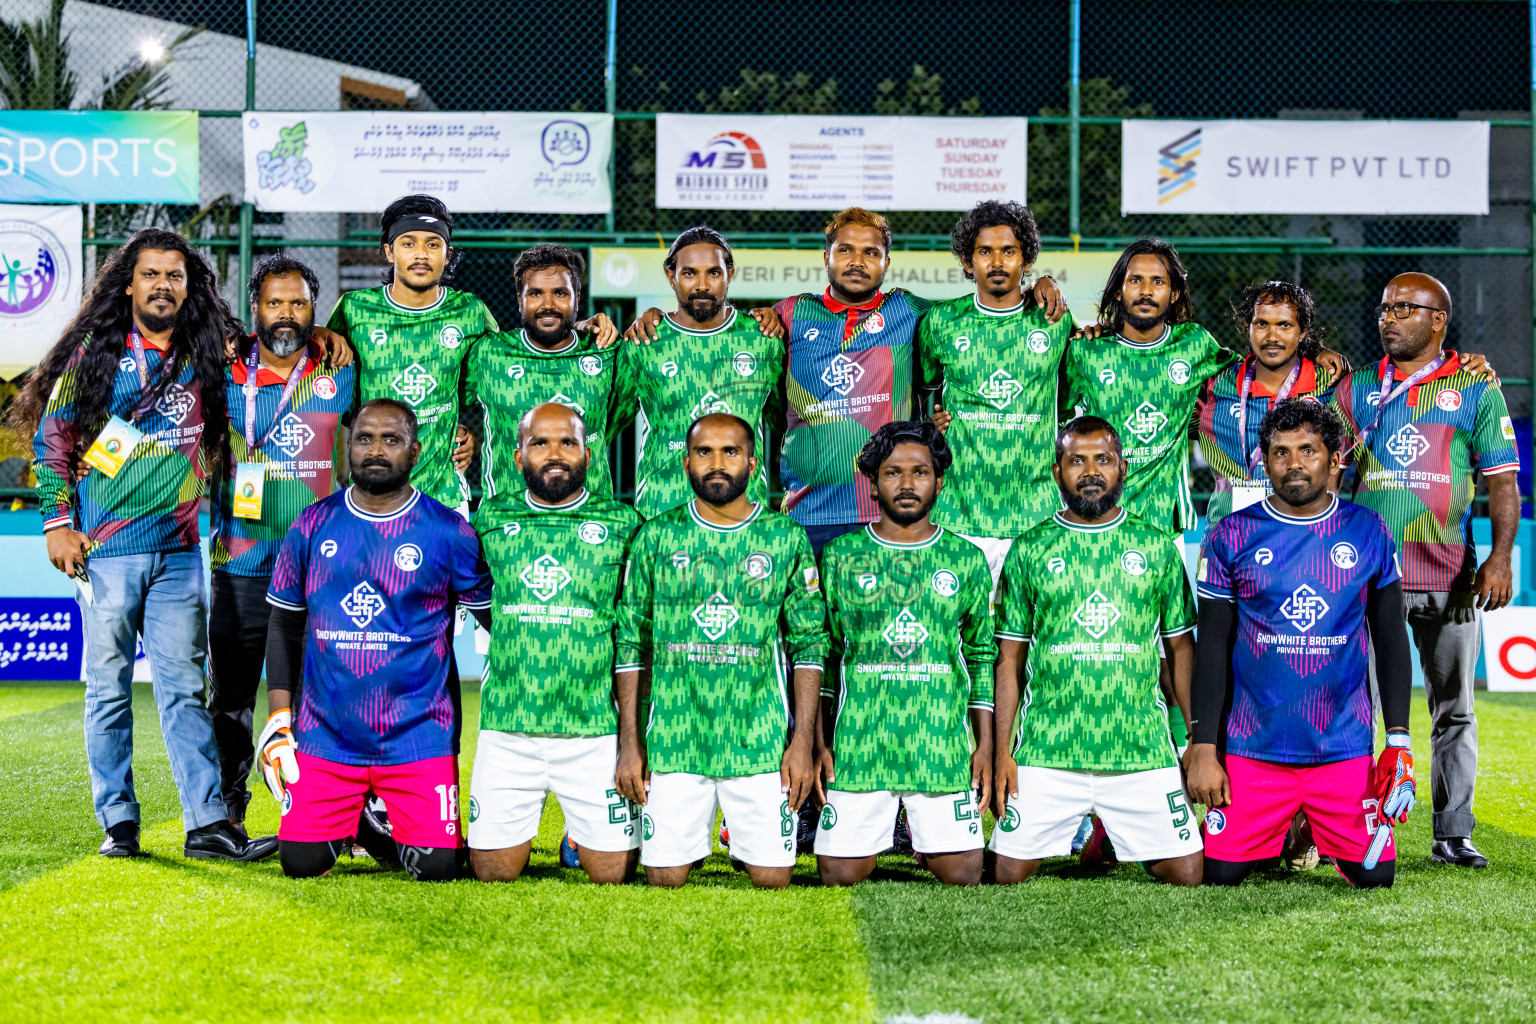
[1403,591,1480,839]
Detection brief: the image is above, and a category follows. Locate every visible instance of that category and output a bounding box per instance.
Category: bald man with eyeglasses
[1329,273,1520,869]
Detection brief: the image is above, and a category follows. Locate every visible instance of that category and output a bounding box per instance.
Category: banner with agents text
[1121,119,1489,215]
[655,114,1026,211]
[243,112,613,213]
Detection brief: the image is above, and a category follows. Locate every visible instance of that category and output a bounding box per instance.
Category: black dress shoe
[184,821,279,862]
[1431,837,1489,868]
[99,824,141,858]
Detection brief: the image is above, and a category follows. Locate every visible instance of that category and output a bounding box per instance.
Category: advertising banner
[0,203,82,380]
[655,114,1026,211]
[1481,606,1536,691]
[1121,119,1489,215]
[0,598,83,682]
[0,111,199,204]
[243,112,613,213]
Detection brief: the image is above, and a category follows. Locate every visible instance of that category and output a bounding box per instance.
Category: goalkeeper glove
[1372,732,1415,825]
[257,709,300,804]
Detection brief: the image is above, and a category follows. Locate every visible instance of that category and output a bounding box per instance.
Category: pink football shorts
[279,751,461,849]
[1201,753,1393,864]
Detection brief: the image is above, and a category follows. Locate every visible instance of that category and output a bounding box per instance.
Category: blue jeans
[78,548,227,832]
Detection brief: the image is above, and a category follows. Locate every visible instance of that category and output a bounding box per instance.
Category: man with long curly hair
[13,228,278,862]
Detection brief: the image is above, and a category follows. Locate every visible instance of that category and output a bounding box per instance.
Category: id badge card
[1231,482,1270,512]
[232,463,267,519]
[83,416,144,478]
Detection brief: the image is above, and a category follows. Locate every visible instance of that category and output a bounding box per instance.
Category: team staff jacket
[210,338,355,577]
[477,489,641,737]
[34,333,209,558]
[774,288,930,527]
[820,525,996,793]
[1330,353,1519,593]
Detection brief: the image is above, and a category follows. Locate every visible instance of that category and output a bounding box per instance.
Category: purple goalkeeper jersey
[1196,495,1400,765]
[267,487,492,766]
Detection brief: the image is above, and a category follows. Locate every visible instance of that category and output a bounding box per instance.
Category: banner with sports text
[654,114,1026,211]
[0,203,83,380]
[243,112,613,213]
[0,110,199,204]
[1120,119,1489,215]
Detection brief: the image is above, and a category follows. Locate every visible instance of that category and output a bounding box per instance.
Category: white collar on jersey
[663,306,739,336]
[687,499,762,532]
[1260,492,1340,525]
[1053,508,1127,533]
[1114,323,1171,350]
[344,485,421,522]
[381,285,447,315]
[971,294,1028,318]
[523,487,590,512]
[865,522,943,549]
[519,329,579,355]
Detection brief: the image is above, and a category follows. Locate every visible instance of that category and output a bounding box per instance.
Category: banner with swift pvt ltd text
[1121,119,1489,215]
[0,111,199,204]
[655,114,1026,210]
[243,112,613,213]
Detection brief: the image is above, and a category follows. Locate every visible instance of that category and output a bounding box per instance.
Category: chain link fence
[1,0,1530,506]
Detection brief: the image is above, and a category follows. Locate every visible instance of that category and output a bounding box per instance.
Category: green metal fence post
[604,0,618,234]
[1068,0,1082,247]
[239,0,256,328]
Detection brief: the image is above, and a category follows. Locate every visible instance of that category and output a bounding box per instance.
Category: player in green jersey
[615,413,827,889]
[815,421,994,886]
[466,244,628,525]
[618,227,785,520]
[919,200,1074,587]
[990,417,1203,886]
[468,403,642,885]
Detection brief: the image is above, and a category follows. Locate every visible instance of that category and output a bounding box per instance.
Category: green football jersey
[1064,323,1237,533]
[615,501,828,776]
[820,525,995,793]
[917,294,1074,538]
[327,286,498,508]
[617,308,784,520]
[465,329,628,526]
[996,509,1197,772]
[477,489,640,737]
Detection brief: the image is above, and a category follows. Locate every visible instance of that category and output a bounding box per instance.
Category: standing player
[1188,400,1415,888]
[614,413,827,889]
[259,399,493,881]
[468,403,642,884]
[466,244,627,521]
[918,200,1074,585]
[618,227,784,520]
[814,422,994,885]
[207,254,354,828]
[990,417,1203,885]
[1330,272,1520,869]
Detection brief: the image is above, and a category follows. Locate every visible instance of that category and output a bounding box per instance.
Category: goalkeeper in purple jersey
[1188,400,1415,888]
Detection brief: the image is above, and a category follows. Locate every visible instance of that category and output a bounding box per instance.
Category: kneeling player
[991,418,1203,885]
[258,400,493,881]
[815,422,993,885]
[1187,400,1415,888]
[614,414,827,889]
[469,403,642,884]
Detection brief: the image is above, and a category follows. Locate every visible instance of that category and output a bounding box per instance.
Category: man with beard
[989,417,1202,885]
[465,244,627,521]
[206,254,355,829]
[19,228,275,861]
[813,421,994,886]
[467,403,642,884]
[615,414,827,888]
[1189,400,1414,888]
[1329,272,1520,869]
[259,399,493,881]
[617,227,784,520]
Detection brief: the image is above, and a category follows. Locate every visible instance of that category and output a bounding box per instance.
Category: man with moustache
[989,417,1203,886]
[206,255,355,829]
[1188,400,1415,888]
[615,414,827,889]
[468,403,642,885]
[259,400,493,881]
[814,421,995,886]
[1330,272,1520,869]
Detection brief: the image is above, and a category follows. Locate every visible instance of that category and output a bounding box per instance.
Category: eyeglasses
[1375,301,1446,320]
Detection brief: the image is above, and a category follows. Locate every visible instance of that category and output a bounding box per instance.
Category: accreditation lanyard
[126,327,158,421]
[243,344,309,452]
[1235,356,1303,477]
[1357,353,1447,449]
